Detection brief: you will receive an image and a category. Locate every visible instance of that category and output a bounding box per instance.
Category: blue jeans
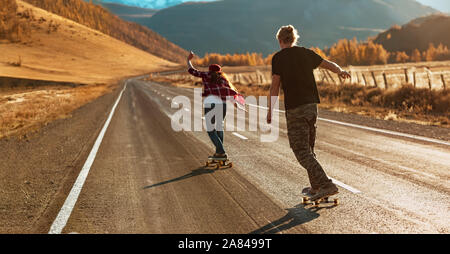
[204,103,227,154]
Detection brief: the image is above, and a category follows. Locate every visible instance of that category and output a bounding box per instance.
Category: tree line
[194,38,450,67]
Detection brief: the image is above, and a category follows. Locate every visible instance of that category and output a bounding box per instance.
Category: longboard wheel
[301,197,308,204]
[334,199,339,205]
[228,162,233,168]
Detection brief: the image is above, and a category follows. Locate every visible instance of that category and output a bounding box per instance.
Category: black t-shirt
[272,46,323,110]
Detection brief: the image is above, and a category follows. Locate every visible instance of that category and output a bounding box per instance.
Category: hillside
[0,0,177,85]
[373,14,450,54]
[136,0,436,56]
[22,0,188,63]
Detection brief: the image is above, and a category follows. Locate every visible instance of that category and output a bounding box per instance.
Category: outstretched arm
[319,59,351,79]
[187,51,207,78]
[187,51,195,69]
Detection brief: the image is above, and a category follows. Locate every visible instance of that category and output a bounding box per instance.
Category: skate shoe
[310,184,339,201]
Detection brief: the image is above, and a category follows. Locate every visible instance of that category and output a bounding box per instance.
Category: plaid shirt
[188,67,239,101]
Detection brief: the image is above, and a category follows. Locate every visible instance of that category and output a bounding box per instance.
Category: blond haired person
[267,25,350,201]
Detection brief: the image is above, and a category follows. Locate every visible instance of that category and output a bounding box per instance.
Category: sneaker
[301,187,319,197]
[310,184,339,201]
[212,153,228,160]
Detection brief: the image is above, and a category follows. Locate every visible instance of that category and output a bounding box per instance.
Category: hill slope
[23,0,188,63]
[138,0,436,56]
[373,14,450,53]
[0,0,177,84]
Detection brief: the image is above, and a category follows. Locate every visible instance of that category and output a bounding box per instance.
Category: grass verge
[0,81,116,139]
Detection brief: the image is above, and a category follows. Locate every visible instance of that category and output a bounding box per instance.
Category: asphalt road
[56,77,449,234]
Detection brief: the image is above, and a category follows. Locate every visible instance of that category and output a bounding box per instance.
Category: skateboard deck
[301,195,339,208]
[301,187,339,207]
[205,157,232,169]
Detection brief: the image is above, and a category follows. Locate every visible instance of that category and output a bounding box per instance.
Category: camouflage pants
[286,103,332,190]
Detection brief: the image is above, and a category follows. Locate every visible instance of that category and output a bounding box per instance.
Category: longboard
[301,195,339,208]
[205,157,233,170]
[301,187,339,208]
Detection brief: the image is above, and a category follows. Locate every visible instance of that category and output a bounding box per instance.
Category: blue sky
[415,0,450,12]
[100,0,217,10]
[101,0,450,12]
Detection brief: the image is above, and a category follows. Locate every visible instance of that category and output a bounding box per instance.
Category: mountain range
[374,14,450,53]
[120,0,437,56]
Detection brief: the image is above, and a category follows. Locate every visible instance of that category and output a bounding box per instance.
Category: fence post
[371,71,378,87]
[413,72,416,88]
[441,74,446,90]
[426,68,432,90]
[362,73,367,86]
[322,70,329,83]
[326,70,336,85]
[404,68,409,84]
[383,72,388,89]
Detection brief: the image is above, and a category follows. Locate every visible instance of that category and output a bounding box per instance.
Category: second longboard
[205,158,232,170]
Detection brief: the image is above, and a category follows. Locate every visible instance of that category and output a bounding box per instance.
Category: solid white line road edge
[317,118,450,146]
[246,103,449,146]
[48,81,128,234]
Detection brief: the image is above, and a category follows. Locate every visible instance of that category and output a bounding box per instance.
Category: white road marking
[247,103,285,113]
[318,118,450,146]
[329,177,362,194]
[48,82,128,234]
[232,132,248,140]
[247,103,449,146]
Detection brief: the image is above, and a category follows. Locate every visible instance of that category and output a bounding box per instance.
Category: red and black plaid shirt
[188,67,238,101]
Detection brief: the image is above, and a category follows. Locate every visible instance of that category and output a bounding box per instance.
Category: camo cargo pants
[285,103,333,190]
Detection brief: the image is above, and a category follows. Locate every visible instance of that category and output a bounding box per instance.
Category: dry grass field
[0,0,180,139]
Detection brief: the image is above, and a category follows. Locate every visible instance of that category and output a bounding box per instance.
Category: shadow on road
[250,204,321,234]
[143,167,215,189]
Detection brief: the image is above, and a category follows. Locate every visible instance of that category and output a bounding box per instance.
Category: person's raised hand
[339,70,351,79]
[188,51,195,61]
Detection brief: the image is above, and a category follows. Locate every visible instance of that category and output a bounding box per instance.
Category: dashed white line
[329,177,362,194]
[232,132,248,140]
[48,82,128,234]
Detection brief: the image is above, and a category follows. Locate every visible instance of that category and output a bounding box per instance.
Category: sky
[415,0,450,12]
[100,0,217,10]
[101,0,450,12]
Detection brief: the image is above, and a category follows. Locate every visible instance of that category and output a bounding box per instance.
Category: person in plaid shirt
[187,51,243,160]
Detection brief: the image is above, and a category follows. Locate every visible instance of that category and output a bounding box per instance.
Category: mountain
[134,0,437,56]
[22,0,188,63]
[373,14,450,53]
[94,1,159,25]
[98,2,157,17]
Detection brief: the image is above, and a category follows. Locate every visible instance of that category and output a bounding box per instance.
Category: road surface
[52,76,450,234]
